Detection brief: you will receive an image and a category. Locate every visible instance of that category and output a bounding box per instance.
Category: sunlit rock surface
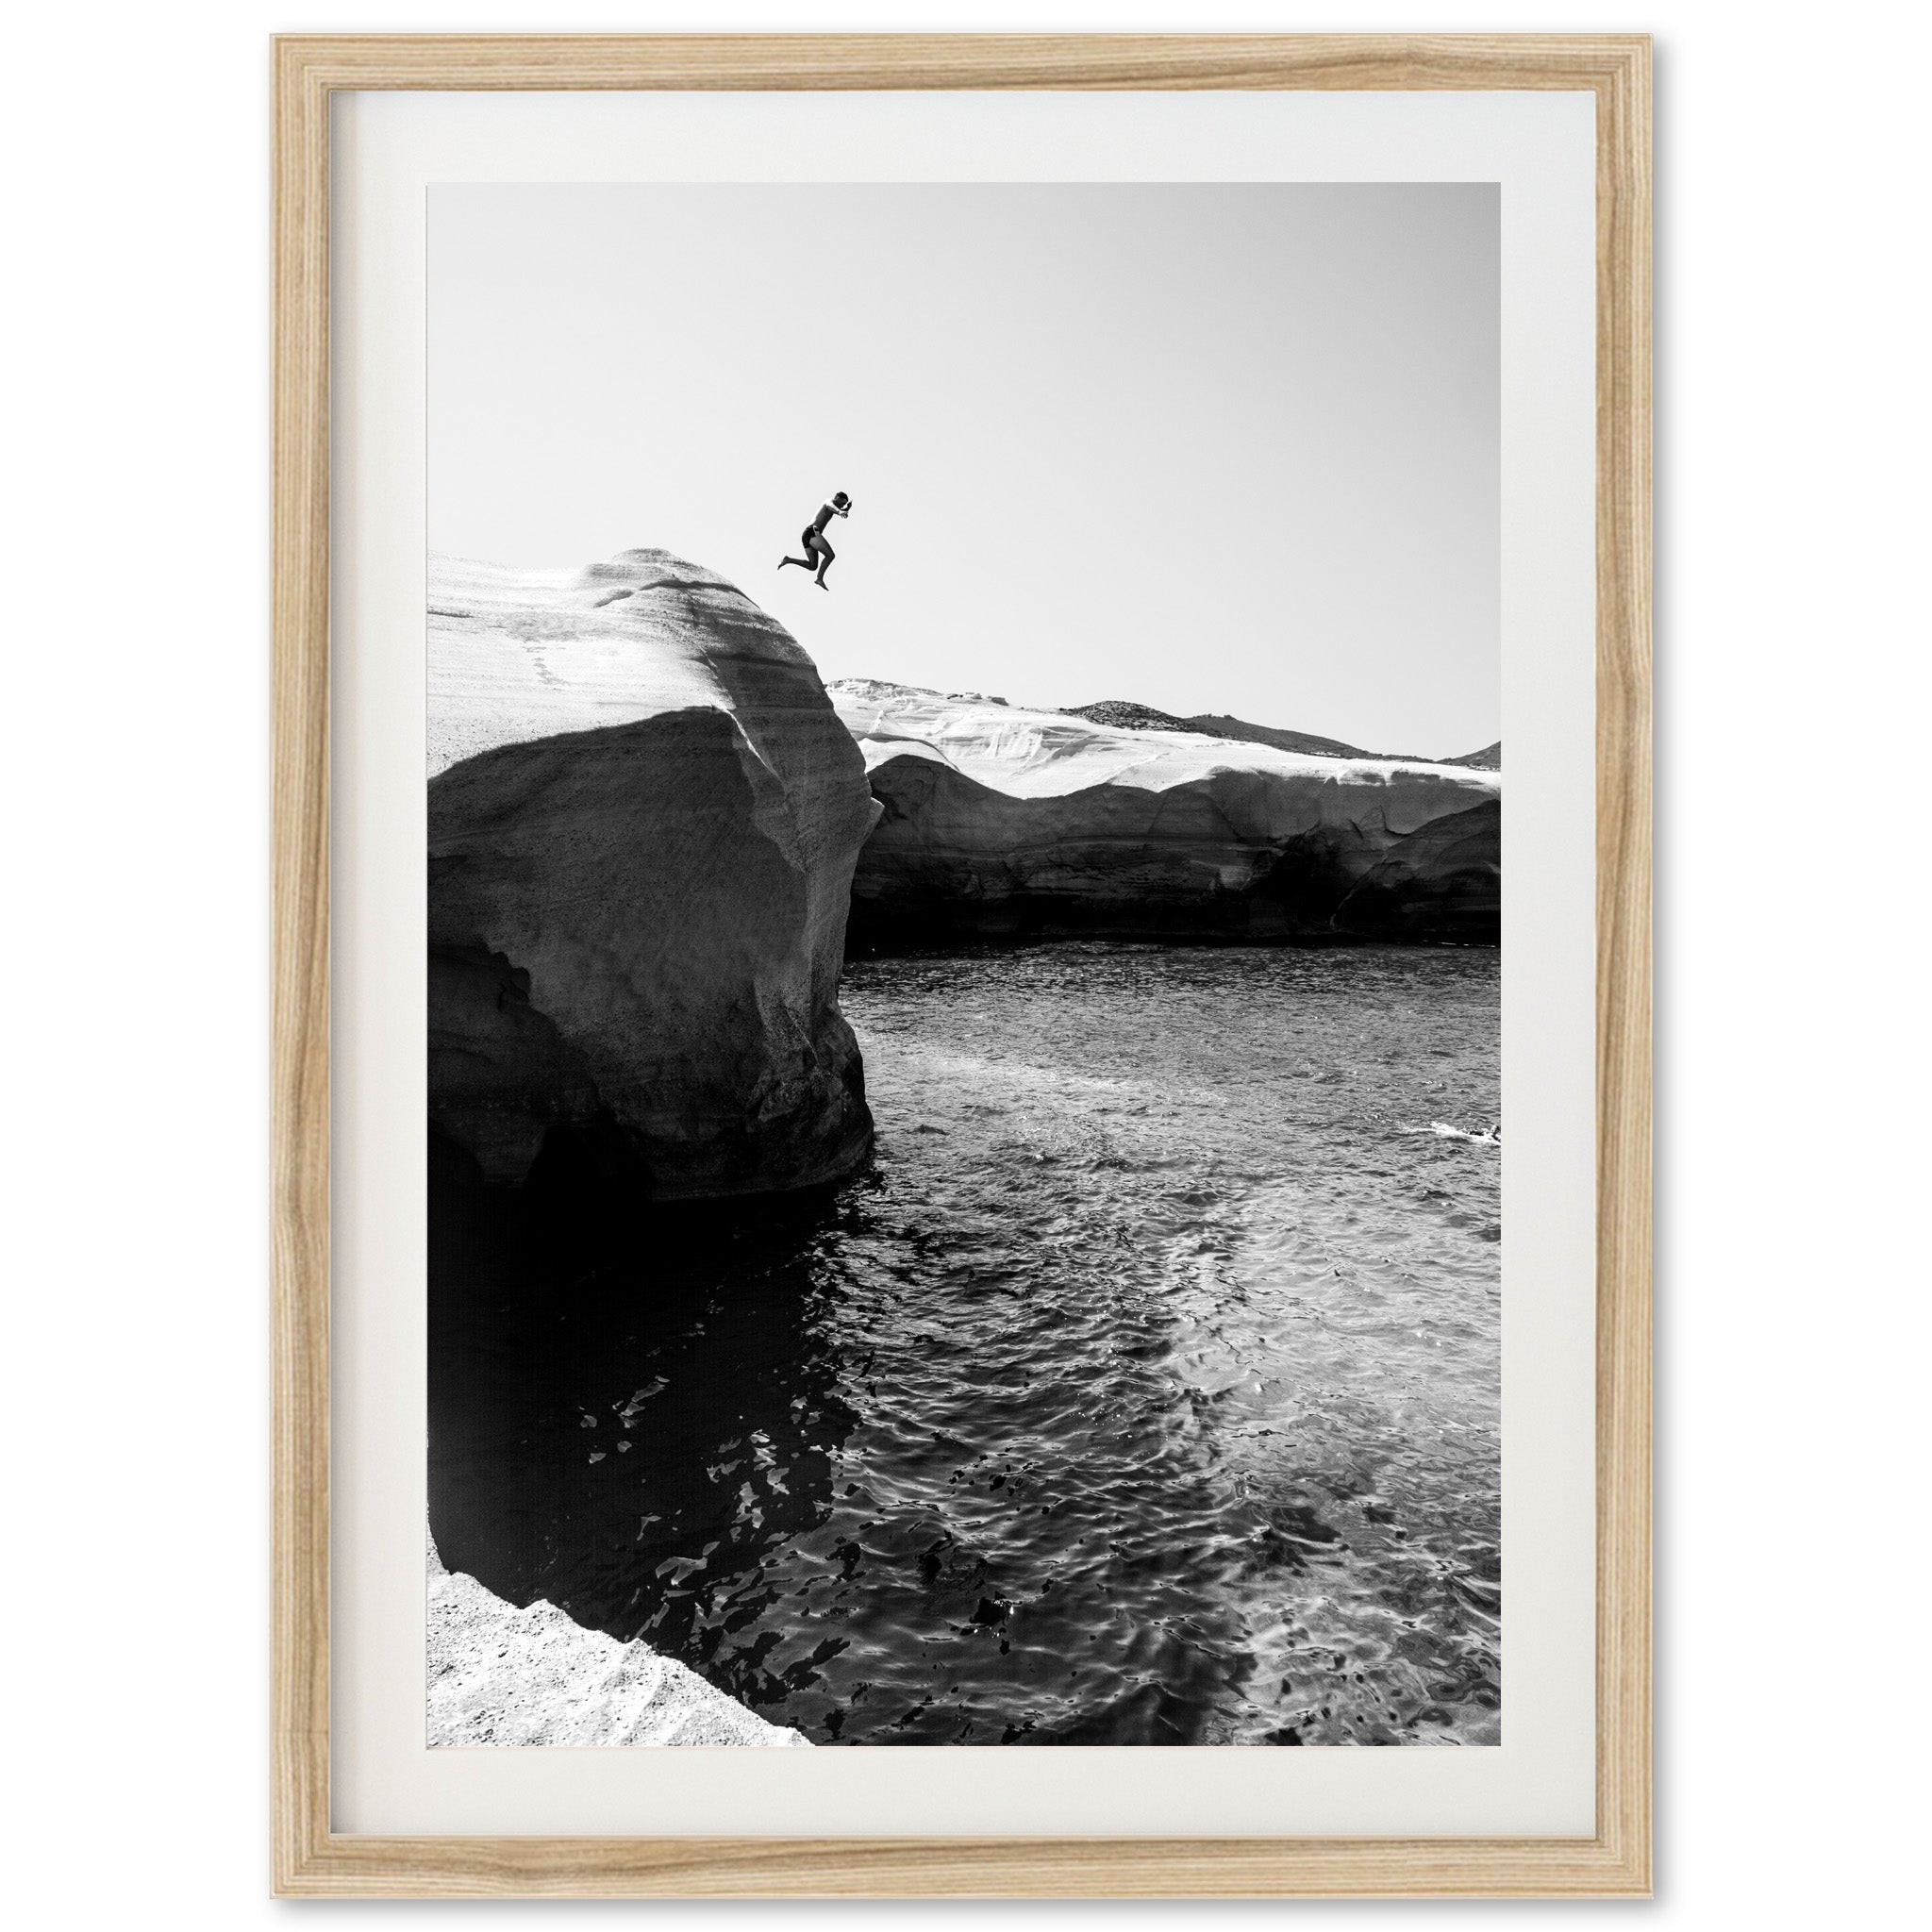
[427,1535,809,1748]
[826,682,1500,945]
[428,551,878,1193]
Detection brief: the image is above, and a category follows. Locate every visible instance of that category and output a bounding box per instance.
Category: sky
[430,183,1498,757]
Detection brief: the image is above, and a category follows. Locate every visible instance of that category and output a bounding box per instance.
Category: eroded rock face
[429,551,878,1194]
[1333,798,1501,939]
[827,683,1500,945]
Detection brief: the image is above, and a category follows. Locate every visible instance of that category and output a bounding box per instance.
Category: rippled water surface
[430,945,1501,1745]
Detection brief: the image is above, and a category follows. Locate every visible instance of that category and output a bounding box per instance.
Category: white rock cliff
[428,551,879,1194]
[827,682,1500,944]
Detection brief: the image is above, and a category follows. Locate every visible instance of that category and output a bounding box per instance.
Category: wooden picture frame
[273,32,1650,1898]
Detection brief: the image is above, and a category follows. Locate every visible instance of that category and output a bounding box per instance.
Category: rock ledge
[428,1535,809,1748]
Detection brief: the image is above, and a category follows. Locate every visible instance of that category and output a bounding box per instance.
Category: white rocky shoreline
[427,1535,808,1749]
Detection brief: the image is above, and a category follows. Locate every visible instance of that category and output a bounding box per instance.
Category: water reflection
[431,945,1502,1746]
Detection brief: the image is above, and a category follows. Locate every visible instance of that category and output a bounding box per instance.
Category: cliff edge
[428,550,879,1194]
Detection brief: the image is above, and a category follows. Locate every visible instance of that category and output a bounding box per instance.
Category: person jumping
[778,491,852,590]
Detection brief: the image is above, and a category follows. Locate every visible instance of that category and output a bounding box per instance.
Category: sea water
[430,944,1501,1745]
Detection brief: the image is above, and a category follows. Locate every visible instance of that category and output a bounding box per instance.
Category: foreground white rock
[827,681,1500,943]
[428,551,878,1192]
[427,1536,809,1748]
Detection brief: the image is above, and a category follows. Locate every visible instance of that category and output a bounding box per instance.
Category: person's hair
[832,491,850,507]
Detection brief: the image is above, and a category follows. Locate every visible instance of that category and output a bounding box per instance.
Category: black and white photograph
[425,181,1503,1749]
[32,0,1932,1915]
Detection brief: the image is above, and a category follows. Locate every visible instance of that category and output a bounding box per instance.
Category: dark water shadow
[428,1127,860,1714]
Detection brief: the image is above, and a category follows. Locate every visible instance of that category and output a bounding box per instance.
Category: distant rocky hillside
[1069,697,1374,758]
[1178,711,1373,760]
[1064,699,1199,733]
[1064,701,1496,769]
[825,681,1499,947]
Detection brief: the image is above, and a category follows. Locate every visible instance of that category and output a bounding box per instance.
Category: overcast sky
[430,183,1497,756]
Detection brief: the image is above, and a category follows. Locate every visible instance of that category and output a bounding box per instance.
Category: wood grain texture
[270,29,333,1901]
[271,31,1651,1899]
[269,30,1644,93]
[1591,32,1655,1905]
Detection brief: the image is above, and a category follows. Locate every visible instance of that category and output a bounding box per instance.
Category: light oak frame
[272,32,1651,1898]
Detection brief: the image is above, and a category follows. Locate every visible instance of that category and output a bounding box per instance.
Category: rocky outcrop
[1333,798,1501,938]
[427,1535,808,1747]
[429,551,878,1194]
[827,683,1500,945]
[1066,699,1201,734]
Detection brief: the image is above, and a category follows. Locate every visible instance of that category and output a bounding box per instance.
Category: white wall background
[2,1,1924,1925]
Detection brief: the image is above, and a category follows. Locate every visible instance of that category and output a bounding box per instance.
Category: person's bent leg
[813,538,835,585]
